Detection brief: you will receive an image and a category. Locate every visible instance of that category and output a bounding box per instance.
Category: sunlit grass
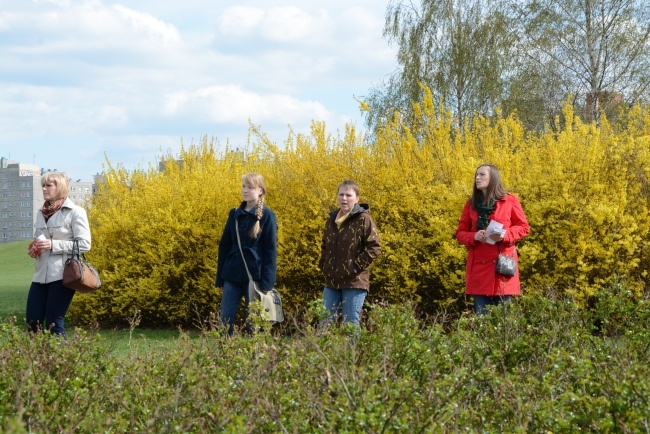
[0,240,187,353]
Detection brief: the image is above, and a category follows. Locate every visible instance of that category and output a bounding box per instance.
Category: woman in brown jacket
[319,180,381,327]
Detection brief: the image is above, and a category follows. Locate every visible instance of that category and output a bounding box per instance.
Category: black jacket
[215,203,277,291]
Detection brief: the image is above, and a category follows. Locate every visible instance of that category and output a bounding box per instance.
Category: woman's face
[475,166,491,193]
[241,182,263,203]
[42,182,58,202]
[337,185,359,214]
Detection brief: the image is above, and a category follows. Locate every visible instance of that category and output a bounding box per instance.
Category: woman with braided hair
[215,173,277,335]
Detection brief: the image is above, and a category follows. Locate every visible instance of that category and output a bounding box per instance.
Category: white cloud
[112,4,181,46]
[0,12,14,31]
[94,106,128,127]
[35,0,72,5]
[164,85,330,125]
[32,101,58,115]
[217,5,332,45]
[260,7,324,42]
[2,1,182,56]
[217,6,265,37]
[0,0,396,181]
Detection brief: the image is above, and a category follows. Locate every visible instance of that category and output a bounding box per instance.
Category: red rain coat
[455,193,530,296]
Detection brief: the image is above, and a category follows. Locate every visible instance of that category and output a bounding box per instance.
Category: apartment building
[0,158,42,244]
[0,157,95,244]
[68,181,93,206]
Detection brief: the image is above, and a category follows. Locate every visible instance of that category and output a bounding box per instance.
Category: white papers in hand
[485,220,506,244]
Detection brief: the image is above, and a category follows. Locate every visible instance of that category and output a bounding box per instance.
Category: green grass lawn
[0,240,190,355]
[0,240,32,318]
[88,328,200,359]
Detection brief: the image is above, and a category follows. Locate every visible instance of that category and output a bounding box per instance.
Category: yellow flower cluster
[68,98,650,326]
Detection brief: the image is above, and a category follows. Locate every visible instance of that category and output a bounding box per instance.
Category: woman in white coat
[26,172,91,336]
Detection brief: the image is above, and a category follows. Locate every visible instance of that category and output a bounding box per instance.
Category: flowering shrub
[68,97,650,327]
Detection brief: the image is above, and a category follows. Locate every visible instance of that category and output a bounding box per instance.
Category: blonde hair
[242,173,266,238]
[41,172,70,201]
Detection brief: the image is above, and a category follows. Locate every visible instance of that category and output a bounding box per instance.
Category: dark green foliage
[1,284,649,432]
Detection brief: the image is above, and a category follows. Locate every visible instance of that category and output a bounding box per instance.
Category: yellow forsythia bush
[68,95,650,327]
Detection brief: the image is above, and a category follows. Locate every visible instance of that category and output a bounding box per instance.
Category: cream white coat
[32,198,91,283]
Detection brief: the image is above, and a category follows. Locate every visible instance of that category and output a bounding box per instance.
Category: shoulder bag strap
[72,239,80,260]
[235,218,254,283]
[497,241,511,256]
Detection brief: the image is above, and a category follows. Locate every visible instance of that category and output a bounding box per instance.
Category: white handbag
[236,219,284,322]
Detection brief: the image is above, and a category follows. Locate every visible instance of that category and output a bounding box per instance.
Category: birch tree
[517,0,650,122]
[363,0,517,129]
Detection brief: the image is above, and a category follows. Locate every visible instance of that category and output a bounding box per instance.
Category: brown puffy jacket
[319,203,381,290]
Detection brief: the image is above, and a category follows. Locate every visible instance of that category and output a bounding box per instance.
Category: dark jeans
[473,295,512,315]
[220,280,252,336]
[26,280,75,336]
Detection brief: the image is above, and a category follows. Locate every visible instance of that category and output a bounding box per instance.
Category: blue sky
[0,0,395,181]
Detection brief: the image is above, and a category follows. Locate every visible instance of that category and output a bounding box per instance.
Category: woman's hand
[488,232,505,243]
[28,245,39,258]
[28,238,52,258]
[474,230,487,243]
[40,239,52,251]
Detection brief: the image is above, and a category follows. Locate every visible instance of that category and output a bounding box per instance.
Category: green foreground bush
[2,286,649,433]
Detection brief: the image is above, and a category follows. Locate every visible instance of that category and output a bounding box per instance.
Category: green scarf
[475,193,495,230]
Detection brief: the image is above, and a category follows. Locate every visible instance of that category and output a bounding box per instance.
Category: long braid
[249,195,264,238]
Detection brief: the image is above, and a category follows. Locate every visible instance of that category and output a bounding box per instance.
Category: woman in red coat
[455,164,530,314]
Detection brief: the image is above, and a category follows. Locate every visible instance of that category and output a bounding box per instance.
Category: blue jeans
[26,280,76,336]
[473,295,512,315]
[322,287,367,326]
[220,280,252,335]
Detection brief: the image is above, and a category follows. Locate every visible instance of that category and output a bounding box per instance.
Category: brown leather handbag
[63,239,101,293]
